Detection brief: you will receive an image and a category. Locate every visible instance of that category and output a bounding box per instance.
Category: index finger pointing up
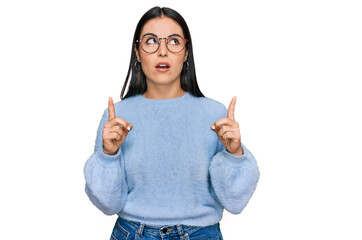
[108,96,116,120]
[227,96,237,120]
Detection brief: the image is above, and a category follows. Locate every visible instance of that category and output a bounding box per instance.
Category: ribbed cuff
[221,144,248,167]
[96,147,122,167]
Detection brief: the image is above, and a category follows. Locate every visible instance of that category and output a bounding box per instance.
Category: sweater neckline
[138,91,190,103]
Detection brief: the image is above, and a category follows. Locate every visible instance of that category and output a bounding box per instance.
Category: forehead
[140,17,184,38]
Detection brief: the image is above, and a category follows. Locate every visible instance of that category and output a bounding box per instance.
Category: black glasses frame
[136,33,188,53]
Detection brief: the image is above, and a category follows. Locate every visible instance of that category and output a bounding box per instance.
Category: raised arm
[83,97,132,215]
[209,97,260,214]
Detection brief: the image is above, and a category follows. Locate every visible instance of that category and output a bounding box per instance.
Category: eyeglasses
[136,33,188,53]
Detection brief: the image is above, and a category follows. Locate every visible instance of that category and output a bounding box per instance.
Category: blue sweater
[84,91,259,227]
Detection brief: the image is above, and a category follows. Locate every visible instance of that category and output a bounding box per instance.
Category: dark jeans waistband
[117,216,220,238]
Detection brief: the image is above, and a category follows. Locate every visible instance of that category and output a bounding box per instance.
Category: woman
[84,6,260,240]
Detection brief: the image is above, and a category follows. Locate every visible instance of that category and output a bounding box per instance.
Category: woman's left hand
[210,96,243,156]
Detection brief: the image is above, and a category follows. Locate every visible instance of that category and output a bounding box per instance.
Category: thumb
[127,123,133,131]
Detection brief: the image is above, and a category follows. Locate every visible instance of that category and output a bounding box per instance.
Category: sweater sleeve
[83,109,128,215]
[209,130,260,214]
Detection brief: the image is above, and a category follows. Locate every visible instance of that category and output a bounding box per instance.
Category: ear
[184,49,189,62]
[134,44,141,62]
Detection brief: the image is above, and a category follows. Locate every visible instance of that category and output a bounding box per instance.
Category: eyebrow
[141,33,183,38]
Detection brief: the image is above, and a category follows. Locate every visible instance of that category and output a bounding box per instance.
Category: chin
[148,76,179,85]
[157,79,177,85]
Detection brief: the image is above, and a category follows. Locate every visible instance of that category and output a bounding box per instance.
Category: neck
[143,78,185,99]
[143,89,186,100]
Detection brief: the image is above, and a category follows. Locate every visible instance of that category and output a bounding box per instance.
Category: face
[135,17,189,86]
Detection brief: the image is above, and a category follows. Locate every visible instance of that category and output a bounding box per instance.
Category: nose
[158,38,168,57]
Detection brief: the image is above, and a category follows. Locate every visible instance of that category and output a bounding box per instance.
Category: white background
[1,0,361,239]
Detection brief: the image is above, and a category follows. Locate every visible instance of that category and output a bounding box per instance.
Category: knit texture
[84,91,259,227]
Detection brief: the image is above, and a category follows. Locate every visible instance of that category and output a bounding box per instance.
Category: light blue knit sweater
[84,91,259,227]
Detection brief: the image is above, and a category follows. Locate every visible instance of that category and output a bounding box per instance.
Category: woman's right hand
[102,97,133,155]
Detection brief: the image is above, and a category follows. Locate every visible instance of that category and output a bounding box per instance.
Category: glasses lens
[167,36,185,53]
[140,35,186,53]
[141,35,159,53]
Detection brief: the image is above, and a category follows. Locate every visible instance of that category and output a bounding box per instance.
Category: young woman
[84,6,260,240]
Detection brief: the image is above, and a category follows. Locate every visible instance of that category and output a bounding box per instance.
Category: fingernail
[127,126,131,130]
[211,124,215,130]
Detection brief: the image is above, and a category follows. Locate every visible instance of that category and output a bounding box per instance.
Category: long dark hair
[120,6,204,100]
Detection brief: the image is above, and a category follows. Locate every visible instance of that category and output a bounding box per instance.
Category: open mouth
[155,62,171,69]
